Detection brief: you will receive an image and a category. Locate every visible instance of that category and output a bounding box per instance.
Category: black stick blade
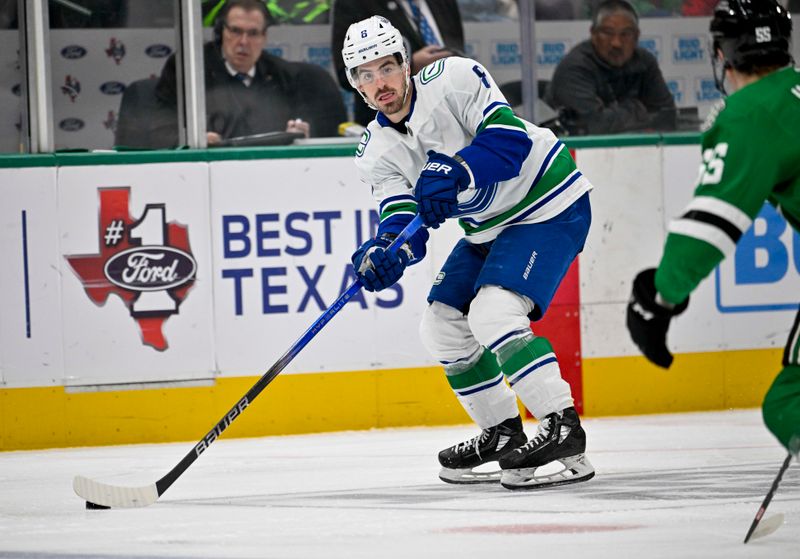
[85,501,111,510]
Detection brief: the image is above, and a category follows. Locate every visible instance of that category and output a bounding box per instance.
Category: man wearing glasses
[342,16,596,490]
[155,0,345,144]
[546,0,676,135]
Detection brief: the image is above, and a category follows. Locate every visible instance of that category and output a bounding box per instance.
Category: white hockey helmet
[342,15,408,89]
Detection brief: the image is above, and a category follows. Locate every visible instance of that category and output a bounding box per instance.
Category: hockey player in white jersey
[342,16,595,490]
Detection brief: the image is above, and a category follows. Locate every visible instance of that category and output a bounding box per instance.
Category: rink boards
[0,136,795,450]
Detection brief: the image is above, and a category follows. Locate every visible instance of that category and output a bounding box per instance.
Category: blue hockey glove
[352,235,412,292]
[414,151,471,229]
[626,268,689,369]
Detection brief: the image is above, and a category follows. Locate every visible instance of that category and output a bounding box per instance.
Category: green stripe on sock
[499,336,555,377]
[446,348,502,391]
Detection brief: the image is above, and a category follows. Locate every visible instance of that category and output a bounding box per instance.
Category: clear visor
[351,62,404,86]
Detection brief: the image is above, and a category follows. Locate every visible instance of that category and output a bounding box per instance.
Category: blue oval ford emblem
[99,81,126,95]
[145,44,172,58]
[61,45,87,59]
[104,246,196,292]
[59,118,85,131]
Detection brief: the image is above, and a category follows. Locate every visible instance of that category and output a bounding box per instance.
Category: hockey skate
[499,407,594,490]
[438,415,527,484]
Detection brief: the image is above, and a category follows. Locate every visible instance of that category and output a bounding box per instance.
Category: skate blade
[439,466,502,485]
[500,454,595,490]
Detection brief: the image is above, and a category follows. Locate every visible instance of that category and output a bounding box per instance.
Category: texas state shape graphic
[65,188,196,351]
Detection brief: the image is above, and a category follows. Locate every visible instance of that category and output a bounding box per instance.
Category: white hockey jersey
[354,56,593,246]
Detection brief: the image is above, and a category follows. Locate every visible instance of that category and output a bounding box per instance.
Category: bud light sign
[716,204,800,312]
[537,40,568,67]
[695,77,722,102]
[305,45,331,68]
[491,42,521,66]
[672,35,705,63]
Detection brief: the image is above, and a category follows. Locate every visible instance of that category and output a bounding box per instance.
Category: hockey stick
[74,215,425,509]
[743,452,793,543]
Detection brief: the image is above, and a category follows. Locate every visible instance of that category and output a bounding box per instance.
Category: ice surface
[0,409,797,558]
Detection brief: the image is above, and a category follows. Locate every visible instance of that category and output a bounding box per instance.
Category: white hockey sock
[420,302,518,429]
[446,348,520,429]
[496,334,573,419]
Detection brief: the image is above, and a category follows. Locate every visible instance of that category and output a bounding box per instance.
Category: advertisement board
[57,163,216,386]
[209,157,462,377]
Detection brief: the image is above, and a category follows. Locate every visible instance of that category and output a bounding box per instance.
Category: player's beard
[374,81,408,115]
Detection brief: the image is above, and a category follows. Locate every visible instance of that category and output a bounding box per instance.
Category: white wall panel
[0,167,65,387]
[577,146,665,305]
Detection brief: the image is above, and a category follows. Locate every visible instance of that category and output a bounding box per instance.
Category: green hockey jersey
[656,66,800,305]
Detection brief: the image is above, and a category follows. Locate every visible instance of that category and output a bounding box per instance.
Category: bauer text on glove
[414,151,471,228]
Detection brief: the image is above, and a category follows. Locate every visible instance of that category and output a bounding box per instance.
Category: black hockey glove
[352,234,412,292]
[626,268,689,369]
[414,151,471,229]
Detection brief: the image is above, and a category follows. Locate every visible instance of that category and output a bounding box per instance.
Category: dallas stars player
[627,0,800,455]
[341,16,596,490]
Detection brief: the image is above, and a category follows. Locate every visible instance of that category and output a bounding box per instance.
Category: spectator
[155,0,345,144]
[547,0,676,135]
[331,0,465,126]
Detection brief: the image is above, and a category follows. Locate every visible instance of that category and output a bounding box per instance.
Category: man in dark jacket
[546,0,676,135]
[157,0,345,144]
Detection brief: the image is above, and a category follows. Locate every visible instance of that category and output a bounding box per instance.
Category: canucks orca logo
[356,128,370,158]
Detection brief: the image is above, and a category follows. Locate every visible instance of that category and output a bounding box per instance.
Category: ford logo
[59,118,85,131]
[61,45,87,59]
[104,247,196,292]
[99,81,126,95]
[145,44,172,58]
